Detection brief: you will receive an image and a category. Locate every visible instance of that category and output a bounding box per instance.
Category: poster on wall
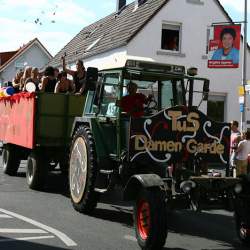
[208,24,241,68]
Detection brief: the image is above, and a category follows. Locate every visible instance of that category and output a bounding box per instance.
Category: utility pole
[241,0,248,132]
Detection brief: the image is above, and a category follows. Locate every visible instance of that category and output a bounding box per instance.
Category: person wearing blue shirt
[212,27,239,65]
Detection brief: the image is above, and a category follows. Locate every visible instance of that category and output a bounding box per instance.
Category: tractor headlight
[234,183,243,194]
[180,180,196,193]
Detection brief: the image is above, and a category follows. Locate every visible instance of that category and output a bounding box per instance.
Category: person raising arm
[61,55,86,94]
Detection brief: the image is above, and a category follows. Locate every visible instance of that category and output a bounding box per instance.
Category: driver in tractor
[118,81,153,118]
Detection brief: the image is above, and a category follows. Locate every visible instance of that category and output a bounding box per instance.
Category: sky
[0,0,249,56]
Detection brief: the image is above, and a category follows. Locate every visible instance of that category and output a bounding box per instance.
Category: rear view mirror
[86,67,98,91]
[203,80,210,101]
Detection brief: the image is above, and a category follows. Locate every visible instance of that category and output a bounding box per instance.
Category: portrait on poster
[208,25,241,68]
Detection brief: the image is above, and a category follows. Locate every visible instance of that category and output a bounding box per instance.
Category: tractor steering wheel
[145,98,157,115]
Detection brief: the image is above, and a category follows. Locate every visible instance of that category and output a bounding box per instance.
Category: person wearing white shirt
[235,131,250,176]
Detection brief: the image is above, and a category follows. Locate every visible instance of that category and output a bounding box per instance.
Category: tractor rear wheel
[2,144,20,176]
[134,188,168,250]
[69,125,99,214]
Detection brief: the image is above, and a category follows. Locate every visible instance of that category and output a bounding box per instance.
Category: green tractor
[69,60,250,249]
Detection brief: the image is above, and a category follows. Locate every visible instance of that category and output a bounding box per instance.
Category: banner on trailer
[208,24,241,68]
[0,94,35,149]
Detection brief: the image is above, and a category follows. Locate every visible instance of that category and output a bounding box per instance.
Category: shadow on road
[16,172,26,178]
[40,180,248,250]
[90,207,247,250]
[92,207,133,228]
[163,248,188,250]
[167,210,248,250]
[43,172,70,197]
[0,237,72,250]
[15,165,69,197]
[8,169,248,250]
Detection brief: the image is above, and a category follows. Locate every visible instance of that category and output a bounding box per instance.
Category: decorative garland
[0,92,36,103]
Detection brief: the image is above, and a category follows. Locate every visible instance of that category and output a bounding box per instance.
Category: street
[0,161,248,250]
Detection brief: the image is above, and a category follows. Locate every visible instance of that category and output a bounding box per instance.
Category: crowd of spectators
[230,120,250,177]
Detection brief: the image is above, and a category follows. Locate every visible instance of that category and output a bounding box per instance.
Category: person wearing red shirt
[119,81,151,118]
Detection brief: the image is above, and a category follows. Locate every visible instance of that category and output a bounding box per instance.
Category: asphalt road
[0,161,249,250]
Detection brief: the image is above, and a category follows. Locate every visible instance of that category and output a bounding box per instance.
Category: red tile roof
[0,51,18,66]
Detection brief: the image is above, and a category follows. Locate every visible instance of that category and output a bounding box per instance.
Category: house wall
[83,47,127,70]
[126,0,250,125]
[0,43,51,83]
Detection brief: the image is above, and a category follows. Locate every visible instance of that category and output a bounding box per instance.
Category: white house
[49,0,250,125]
[0,38,52,84]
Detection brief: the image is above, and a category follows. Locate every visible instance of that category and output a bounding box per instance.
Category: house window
[207,95,226,122]
[186,0,204,5]
[161,23,181,51]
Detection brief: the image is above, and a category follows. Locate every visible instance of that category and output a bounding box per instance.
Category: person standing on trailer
[61,55,86,95]
[39,66,57,93]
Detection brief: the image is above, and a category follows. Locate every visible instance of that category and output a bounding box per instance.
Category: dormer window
[161,23,181,52]
[85,37,102,52]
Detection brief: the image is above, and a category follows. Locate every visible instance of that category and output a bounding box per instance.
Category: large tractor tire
[26,151,48,190]
[2,144,20,176]
[134,188,168,250]
[69,125,99,214]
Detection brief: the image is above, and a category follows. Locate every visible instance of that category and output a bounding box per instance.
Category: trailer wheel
[2,144,20,176]
[134,188,168,250]
[26,152,47,190]
[69,125,99,214]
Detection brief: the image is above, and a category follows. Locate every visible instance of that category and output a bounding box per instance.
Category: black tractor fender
[71,117,92,137]
[123,174,165,201]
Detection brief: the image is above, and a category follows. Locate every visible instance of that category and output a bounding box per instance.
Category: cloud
[0,0,96,55]
[0,17,72,55]
[1,0,49,8]
[0,0,96,25]
[100,0,134,11]
[50,0,95,25]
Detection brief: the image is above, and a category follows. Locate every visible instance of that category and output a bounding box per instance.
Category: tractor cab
[82,60,210,161]
[85,60,209,117]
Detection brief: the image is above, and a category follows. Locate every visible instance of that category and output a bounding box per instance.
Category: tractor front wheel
[134,188,168,250]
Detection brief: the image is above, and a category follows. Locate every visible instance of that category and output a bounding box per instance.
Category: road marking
[0,208,77,247]
[0,229,47,234]
[124,235,137,242]
[0,235,55,242]
[0,214,12,218]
